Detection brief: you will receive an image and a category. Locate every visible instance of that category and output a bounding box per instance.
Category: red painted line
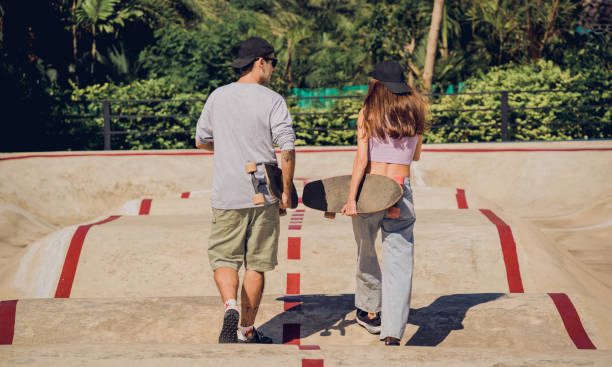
[480,209,524,293]
[288,237,301,260]
[0,300,17,345]
[0,152,214,161]
[299,345,321,350]
[2,146,611,161]
[181,192,190,198]
[139,199,152,215]
[284,297,302,311]
[295,209,305,212]
[283,323,301,345]
[55,216,121,298]
[456,188,468,209]
[302,359,324,367]
[287,273,300,294]
[289,225,302,230]
[549,293,597,349]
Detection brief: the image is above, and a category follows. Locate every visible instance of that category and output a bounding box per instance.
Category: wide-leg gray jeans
[351,178,415,340]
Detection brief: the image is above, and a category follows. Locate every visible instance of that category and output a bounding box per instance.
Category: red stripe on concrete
[139,199,152,215]
[287,273,300,294]
[289,225,302,230]
[480,209,524,293]
[456,188,468,209]
[549,293,597,349]
[0,300,17,345]
[181,192,190,198]
[0,152,214,161]
[55,216,120,298]
[299,345,321,350]
[302,359,324,367]
[288,237,301,260]
[3,147,611,161]
[283,324,301,345]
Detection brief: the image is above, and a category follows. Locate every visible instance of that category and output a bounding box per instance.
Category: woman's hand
[341,200,358,216]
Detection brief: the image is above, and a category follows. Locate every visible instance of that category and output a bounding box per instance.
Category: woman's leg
[380,179,416,341]
[352,212,385,313]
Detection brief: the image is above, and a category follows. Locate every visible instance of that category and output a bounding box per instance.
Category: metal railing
[64,89,610,150]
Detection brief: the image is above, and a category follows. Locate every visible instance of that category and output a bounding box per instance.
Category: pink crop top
[368,135,419,165]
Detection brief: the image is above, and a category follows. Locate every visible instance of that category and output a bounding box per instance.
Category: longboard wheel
[387,206,400,218]
[324,212,336,219]
[252,193,265,205]
[245,162,257,174]
[279,208,287,216]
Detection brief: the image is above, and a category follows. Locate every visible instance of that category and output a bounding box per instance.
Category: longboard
[302,174,404,219]
[246,162,298,216]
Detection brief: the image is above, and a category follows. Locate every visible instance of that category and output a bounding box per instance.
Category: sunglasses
[261,57,278,67]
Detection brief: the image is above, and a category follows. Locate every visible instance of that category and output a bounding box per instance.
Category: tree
[76,0,120,74]
[423,0,444,91]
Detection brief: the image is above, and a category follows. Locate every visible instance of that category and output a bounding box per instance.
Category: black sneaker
[355,308,381,334]
[218,309,239,343]
[239,327,273,344]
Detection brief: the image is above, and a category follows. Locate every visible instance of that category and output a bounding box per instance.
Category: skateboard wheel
[387,206,400,218]
[279,208,287,216]
[252,193,265,205]
[324,212,336,219]
[245,162,257,174]
[393,175,405,185]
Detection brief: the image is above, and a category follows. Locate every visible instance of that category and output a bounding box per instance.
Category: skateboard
[302,174,404,219]
[245,162,298,216]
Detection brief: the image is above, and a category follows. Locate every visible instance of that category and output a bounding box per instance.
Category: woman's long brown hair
[362,78,428,140]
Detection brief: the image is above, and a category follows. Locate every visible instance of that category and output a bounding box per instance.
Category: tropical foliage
[1,0,610,151]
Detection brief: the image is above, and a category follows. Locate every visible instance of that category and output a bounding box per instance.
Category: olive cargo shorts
[208,203,280,272]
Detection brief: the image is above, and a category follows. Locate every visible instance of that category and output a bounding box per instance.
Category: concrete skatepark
[1,140,612,366]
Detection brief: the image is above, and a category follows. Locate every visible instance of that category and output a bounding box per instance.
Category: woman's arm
[342,109,369,216]
[412,134,423,161]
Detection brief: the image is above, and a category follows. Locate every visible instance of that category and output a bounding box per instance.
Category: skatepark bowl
[1,140,612,366]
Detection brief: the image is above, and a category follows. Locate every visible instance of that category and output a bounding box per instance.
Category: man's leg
[240,269,265,326]
[214,267,239,302]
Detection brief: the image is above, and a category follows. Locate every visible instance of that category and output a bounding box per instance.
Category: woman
[341,60,427,346]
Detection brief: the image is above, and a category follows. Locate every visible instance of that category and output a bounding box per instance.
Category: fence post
[103,100,111,150]
[500,91,509,141]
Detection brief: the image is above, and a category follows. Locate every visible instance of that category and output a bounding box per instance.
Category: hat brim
[230,57,257,69]
[382,81,411,95]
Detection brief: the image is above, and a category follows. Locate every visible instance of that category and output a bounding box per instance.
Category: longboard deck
[263,163,299,209]
[302,174,403,214]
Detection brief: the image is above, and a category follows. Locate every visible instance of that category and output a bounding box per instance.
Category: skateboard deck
[263,163,299,210]
[302,174,403,217]
[246,162,298,216]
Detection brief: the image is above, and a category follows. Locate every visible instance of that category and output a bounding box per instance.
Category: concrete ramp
[2,344,611,367]
[2,142,612,365]
[0,293,596,350]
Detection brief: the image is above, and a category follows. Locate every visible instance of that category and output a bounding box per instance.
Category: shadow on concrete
[406,293,505,346]
[259,293,504,345]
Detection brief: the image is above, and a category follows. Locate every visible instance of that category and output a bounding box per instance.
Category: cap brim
[382,81,411,95]
[229,57,257,68]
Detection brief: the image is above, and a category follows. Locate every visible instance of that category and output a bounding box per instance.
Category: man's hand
[280,192,290,210]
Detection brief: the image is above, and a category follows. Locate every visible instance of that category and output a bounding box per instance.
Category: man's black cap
[369,60,411,95]
[230,37,275,69]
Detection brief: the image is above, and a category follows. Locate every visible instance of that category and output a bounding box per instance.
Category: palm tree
[76,0,120,74]
[423,0,445,91]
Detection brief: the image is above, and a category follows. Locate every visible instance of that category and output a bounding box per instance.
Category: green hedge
[427,60,611,142]
[64,59,610,149]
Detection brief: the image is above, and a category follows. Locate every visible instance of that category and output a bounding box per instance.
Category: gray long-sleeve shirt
[195,82,296,209]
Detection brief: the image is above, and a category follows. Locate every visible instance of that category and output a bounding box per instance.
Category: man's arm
[195,141,214,151]
[280,149,295,208]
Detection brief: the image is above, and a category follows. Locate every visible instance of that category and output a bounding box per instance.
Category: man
[195,37,296,344]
